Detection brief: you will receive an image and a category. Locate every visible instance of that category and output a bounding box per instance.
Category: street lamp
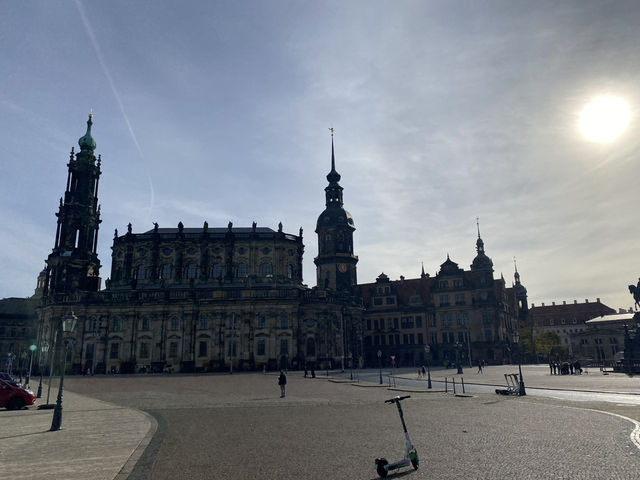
[26,344,37,389]
[50,311,77,431]
[424,345,432,389]
[455,342,463,374]
[513,332,526,396]
[37,340,48,398]
[377,349,383,385]
[348,352,353,381]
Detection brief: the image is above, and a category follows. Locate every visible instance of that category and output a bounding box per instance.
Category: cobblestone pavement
[59,368,640,480]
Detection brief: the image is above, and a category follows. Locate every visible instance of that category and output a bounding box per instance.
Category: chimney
[585,299,589,303]
[596,297,600,303]
[574,300,577,304]
[531,303,535,307]
[552,302,555,306]
[542,302,545,306]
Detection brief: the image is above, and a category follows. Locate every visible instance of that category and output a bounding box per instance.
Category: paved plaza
[1,365,639,479]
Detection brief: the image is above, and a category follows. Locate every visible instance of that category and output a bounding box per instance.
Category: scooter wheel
[376,458,389,478]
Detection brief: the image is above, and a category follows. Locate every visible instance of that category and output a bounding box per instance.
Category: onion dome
[78,113,97,152]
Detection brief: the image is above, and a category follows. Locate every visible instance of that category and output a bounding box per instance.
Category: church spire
[514,256,521,284]
[476,217,485,254]
[324,130,343,207]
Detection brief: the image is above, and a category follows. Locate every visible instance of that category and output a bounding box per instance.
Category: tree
[534,332,567,360]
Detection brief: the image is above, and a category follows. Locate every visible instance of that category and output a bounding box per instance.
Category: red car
[0,378,36,410]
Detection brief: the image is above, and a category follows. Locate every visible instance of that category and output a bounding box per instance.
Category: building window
[135,265,148,280]
[141,317,150,331]
[109,342,119,359]
[139,342,149,359]
[306,337,315,356]
[257,338,266,356]
[385,297,396,305]
[389,335,394,345]
[230,314,238,330]
[415,316,422,328]
[280,313,288,329]
[227,340,237,357]
[169,342,178,358]
[170,317,180,331]
[431,332,438,344]
[401,317,414,328]
[439,281,448,288]
[458,332,465,343]
[453,280,461,287]
[236,263,248,278]
[442,332,448,344]
[440,295,450,306]
[211,263,223,279]
[199,315,208,330]
[287,264,294,279]
[159,264,173,280]
[418,333,424,344]
[374,298,383,306]
[455,293,465,305]
[257,314,266,329]
[280,339,288,356]
[112,317,122,332]
[259,262,273,277]
[185,264,198,280]
[199,341,207,357]
[485,329,493,342]
[409,295,421,304]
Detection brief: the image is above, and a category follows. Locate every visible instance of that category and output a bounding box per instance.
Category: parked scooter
[375,395,419,478]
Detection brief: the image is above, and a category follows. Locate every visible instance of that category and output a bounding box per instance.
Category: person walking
[477,360,483,374]
[278,370,287,397]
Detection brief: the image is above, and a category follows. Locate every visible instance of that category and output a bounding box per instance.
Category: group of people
[417,366,428,378]
[549,360,582,375]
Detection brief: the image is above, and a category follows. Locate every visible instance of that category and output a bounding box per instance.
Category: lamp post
[513,332,526,396]
[26,344,37,389]
[348,352,353,381]
[424,345,432,389]
[377,349,382,385]
[37,340,48,398]
[455,342,463,374]
[50,311,77,432]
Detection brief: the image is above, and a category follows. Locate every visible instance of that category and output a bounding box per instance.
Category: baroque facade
[37,118,363,374]
[36,117,528,374]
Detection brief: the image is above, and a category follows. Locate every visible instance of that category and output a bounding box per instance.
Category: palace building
[36,117,527,374]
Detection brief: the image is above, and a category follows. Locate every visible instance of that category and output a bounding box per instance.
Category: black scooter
[375,395,419,478]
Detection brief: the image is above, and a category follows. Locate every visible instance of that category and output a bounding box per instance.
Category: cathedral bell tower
[43,114,102,298]
[314,133,358,292]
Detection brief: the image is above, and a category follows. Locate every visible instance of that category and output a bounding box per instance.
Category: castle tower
[43,114,102,297]
[314,134,358,291]
[470,219,494,288]
[513,257,529,320]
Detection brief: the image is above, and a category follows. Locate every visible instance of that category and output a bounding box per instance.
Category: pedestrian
[551,362,556,375]
[304,368,308,378]
[311,368,316,378]
[417,369,422,378]
[421,366,426,377]
[278,370,287,397]
[477,360,483,374]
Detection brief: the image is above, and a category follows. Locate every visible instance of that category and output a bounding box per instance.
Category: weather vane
[329,127,334,137]
[89,108,94,119]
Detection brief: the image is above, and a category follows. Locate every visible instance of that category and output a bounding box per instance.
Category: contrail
[74,0,155,219]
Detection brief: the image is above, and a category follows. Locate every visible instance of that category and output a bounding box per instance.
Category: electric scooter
[375,395,419,478]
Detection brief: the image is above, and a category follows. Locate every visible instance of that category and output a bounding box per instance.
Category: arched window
[236,263,248,278]
[211,263,223,279]
[287,264,294,279]
[306,337,315,356]
[259,262,273,277]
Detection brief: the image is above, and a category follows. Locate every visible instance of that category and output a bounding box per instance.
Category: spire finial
[477,217,481,238]
[326,128,341,183]
[421,262,426,278]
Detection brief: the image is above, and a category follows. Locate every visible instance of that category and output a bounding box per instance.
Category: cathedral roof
[78,114,96,152]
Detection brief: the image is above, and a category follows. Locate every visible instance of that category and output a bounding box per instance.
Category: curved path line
[526,401,640,452]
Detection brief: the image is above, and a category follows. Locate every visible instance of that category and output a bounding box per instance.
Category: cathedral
[36,117,527,375]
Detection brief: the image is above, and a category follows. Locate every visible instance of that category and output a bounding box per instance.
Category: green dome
[78,114,96,151]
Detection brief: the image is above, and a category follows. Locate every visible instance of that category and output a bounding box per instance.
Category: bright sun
[579,96,631,143]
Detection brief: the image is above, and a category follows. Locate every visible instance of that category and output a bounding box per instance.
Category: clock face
[338,264,348,273]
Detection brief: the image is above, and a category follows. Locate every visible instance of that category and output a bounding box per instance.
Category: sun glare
[579,96,631,143]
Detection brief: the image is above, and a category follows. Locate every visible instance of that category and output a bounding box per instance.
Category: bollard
[453,377,456,395]
[445,377,448,393]
[462,377,465,394]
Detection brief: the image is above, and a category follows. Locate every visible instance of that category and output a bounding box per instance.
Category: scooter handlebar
[385,395,411,403]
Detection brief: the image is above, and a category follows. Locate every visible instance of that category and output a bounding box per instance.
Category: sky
[1,0,639,310]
